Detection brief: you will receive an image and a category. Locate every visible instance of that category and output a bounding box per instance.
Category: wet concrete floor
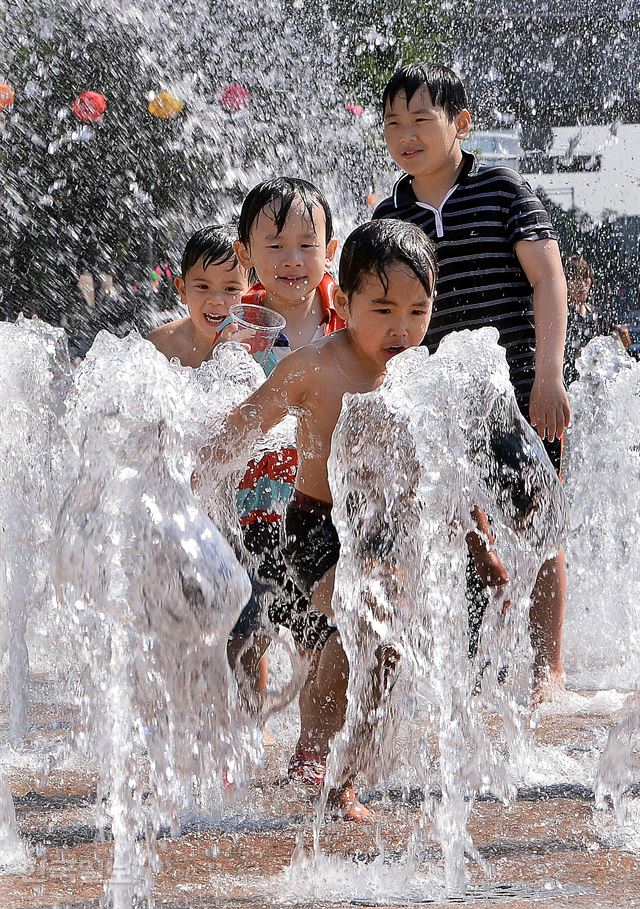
[1,693,639,909]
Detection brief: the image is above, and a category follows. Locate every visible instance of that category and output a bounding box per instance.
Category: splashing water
[0,315,638,902]
[323,329,566,894]
[1,0,640,901]
[563,335,640,690]
[0,316,71,742]
[0,773,30,875]
[596,694,640,853]
[50,331,259,904]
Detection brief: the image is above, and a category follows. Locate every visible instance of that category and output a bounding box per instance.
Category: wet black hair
[180,224,239,277]
[382,62,468,121]
[339,219,438,299]
[238,177,333,247]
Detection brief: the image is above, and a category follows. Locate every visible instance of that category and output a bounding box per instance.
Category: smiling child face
[175,256,249,340]
[383,85,470,179]
[235,198,337,304]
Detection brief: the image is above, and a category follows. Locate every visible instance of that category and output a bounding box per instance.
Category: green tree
[327,0,453,106]
[0,1,225,350]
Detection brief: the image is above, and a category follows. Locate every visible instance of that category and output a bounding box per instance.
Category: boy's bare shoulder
[147,318,188,357]
[268,334,344,401]
[147,318,185,341]
[282,332,344,375]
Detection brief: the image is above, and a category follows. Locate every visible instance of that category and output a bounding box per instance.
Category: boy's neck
[264,287,324,350]
[264,285,319,317]
[342,330,389,387]
[409,147,465,209]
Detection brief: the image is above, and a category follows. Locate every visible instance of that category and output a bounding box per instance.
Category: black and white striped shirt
[372,152,557,407]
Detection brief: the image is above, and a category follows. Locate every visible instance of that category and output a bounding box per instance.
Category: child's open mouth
[203,313,225,326]
[385,345,407,358]
[277,275,307,285]
[402,148,423,158]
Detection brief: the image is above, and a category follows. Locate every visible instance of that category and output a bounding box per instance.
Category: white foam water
[324,329,566,893]
[0,316,72,742]
[1,318,639,901]
[563,335,640,691]
[50,330,262,903]
[0,774,31,875]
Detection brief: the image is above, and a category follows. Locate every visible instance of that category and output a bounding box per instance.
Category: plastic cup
[227,303,287,366]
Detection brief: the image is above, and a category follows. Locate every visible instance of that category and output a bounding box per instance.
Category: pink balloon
[344,103,365,116]
[220,84,251,113]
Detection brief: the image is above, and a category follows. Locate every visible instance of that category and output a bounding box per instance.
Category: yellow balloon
[148,90,184,119]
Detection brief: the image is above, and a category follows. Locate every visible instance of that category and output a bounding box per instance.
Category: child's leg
[530,549,566,699]
[310,578,371,821]
[307,565,336,618]
[525,421,567,700]
[304,630,348,757]
[313,633,370,822]
[227,634,270,703]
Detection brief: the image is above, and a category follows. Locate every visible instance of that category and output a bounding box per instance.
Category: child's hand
[213,320,252,352]
[213,320,239,346]
[467,531,511,613]
[472,547,509,590]
[477,550,511,614]
[529,371,571,443]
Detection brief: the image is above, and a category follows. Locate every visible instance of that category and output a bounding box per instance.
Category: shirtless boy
[205,218,508,819]
[148,224,249,367]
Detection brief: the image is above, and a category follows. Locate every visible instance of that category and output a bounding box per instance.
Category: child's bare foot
[531,667,565,707]
[328,785,371,823]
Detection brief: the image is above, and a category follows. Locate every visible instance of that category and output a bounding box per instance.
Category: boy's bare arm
[515,238,571,442]
[200,349,310,468]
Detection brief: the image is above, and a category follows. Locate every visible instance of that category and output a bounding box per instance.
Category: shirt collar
[392,150,477,209]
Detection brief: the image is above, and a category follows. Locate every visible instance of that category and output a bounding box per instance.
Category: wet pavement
[1,691,639,909]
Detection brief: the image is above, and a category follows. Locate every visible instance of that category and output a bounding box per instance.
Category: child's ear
[333,285,349,321]
[325,237,339,268]
[455,109,472,140]
[174,276,187,306]
[234,239,253,271]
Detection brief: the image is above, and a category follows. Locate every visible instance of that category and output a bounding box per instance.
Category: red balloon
[0,83,15,111]
[220,83,250,113]
[72,91,107,123]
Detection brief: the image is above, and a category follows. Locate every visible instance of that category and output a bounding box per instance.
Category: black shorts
[282,491,341,599]
[231,518,334,652]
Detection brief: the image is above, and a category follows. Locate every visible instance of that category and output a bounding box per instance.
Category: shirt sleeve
[504,171,557,247]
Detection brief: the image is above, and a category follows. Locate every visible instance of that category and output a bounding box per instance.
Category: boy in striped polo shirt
[373,62,571,701]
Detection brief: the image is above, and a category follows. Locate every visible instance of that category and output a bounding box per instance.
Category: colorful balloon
[72,91,107,123]
[220,83,251,113]
[148,90,184,119]
[0,83,15,111]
